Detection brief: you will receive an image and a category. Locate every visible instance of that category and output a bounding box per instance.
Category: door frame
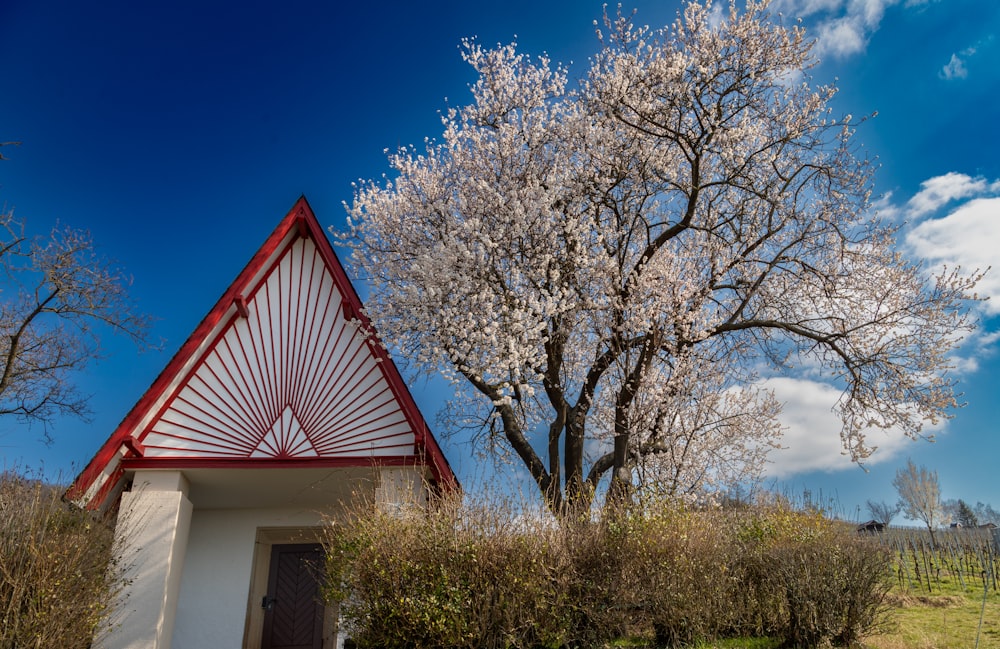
[242,528,338,649]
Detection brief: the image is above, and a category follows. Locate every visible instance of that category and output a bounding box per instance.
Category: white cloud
[770,0,845,19]
[905,172,997,218]
[814,16,869,58]
[848,0,892,28]
[762,377,919,478]
[939,38,993,80]
[772,0,935,60]
[872,191,901,221]
[906,196,1000,314]
[940,53,969,80]
[706,2,726,30]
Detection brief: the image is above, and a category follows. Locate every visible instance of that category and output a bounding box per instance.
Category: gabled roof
[68,197,455,510]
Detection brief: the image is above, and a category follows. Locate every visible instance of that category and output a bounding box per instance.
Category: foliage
[324,495,894,648]
[0,471,127,648]
[893,459,946,544]
[957,500,979,528]
[344,0,980,515]
[0,144,151,439]
[762,530,894,647]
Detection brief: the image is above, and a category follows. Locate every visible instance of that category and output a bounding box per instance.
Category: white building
[68,198,456,649]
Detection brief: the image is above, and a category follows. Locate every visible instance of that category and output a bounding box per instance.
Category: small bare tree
[974,502,1000,526]
[865,499,901,528]
[0,147,150,439]
[893,459,945,545]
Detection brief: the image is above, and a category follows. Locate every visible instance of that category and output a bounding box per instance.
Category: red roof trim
[68,197,457,506]
[121,456,424,471]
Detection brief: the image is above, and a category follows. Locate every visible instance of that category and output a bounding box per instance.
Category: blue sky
[1,0,997,523]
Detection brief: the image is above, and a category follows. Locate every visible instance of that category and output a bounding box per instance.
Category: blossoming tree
[345,0,979,515]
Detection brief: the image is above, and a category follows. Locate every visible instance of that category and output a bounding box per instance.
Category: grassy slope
[866,588,1000,649]
[866,528,1000,649]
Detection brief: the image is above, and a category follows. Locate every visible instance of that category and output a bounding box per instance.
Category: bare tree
[974,502,1000,526]
[893,459,945,544]
[345,0,980,516]
[866,499,901,527]
[0,151,150,439]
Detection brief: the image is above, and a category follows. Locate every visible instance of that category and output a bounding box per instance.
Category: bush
[566,507,736,647]
[763,534,894,647]
[325,495,573,649]
[0,471,126,649]
[732,509,894,648]
[325,496,893,648]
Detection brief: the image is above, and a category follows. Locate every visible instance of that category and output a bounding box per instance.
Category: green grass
[866,542,1000,649]
[863,587,1000,649]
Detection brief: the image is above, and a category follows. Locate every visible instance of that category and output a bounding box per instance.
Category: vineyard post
[975,530,999,649]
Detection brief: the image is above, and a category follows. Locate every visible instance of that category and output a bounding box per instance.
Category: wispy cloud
[904,172,1000,218]
[940,53,969,80]
[939,38,993,80]
[771,0,931,59]
[891,172,1000,371]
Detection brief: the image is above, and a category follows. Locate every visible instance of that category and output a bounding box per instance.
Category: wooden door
[261,543,325,649]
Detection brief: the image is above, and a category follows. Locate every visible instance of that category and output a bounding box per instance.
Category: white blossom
[343,0,980,515]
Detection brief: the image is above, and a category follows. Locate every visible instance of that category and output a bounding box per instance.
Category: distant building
[857,520,885,534]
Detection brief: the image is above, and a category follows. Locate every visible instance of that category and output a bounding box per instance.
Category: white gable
[140,235,416,459]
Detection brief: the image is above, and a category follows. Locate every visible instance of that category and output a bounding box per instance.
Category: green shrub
[0,471,126,649]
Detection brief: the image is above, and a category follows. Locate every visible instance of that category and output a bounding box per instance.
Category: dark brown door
[261,543,325,649]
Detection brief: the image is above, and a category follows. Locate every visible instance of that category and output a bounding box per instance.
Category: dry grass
[0,471,126,649]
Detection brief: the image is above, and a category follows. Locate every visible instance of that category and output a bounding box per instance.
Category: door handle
[262,595,277,610]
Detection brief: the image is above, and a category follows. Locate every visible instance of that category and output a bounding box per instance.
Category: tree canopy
[345,0,980,515]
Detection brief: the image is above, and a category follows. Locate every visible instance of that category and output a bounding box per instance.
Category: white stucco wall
[96,472,193,649]
[171,507,334,649]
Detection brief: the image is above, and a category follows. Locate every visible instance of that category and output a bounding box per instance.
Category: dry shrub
[733,508,895,648]
[566,506,736,647]
[325,496,893,649]
[325,494,573,649]
[0,471,125,649]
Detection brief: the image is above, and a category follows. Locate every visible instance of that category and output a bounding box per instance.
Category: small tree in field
[0,144,150,440]
[893,459,945,544]
[345,0,979,516]
[866,499,901,527]
[974,501,1000,526]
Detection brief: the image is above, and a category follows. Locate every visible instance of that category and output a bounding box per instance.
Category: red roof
[67,197,456,509]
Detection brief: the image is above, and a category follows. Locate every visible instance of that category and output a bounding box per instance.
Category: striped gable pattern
[68,198,454,510]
